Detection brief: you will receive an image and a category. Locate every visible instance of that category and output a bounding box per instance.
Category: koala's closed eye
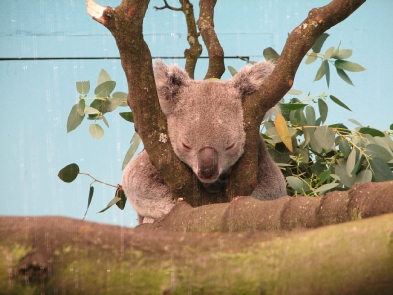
[225,143,235,151]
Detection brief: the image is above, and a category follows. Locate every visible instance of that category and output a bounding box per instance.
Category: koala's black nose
[197,147,219,181]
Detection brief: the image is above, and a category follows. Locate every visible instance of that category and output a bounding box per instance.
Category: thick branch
[229,0,367,198]
[2,213,392,293]
[197,0,225,79]
[141,181,393,232]
[87,0,197,200]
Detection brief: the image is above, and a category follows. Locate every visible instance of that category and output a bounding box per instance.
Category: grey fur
[122,59,286,223]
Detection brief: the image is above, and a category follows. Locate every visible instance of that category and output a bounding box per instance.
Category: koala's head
[154,59,273,192]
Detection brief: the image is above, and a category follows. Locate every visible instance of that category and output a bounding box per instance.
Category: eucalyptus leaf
[318,99,328,124]
[346,149,357,176]
[105,97,123,112]
[58,163,79,183]
[314,126,335,151]
[77,99,85,116]
[112,91,128,106]
[314,182,339,194]
[286,89,302,95]
[84,106,100,115]
[263,47,280,62]
[312,33,329,53]
[89,123,104,139]
[329,95,352,111]
[355,169,372,184]
[67,104,85,133]
[115,188,127,210]
[324,46,335,60]
[305,105,316,126]
[339,139,351,158]
[318,170,331,183]
[76,81,90,95]
[358,127,384,137]
[335,159,355,188]
[351,155,364,175]
[227,66,238,77]
[97,197,121,213]
[305,54,317,65]
[348,118,362,127]
[94,81,116,98]
[365,144,393,162]
[286,176,307,193]
[119,112,134,123]
[122,132,142,170]
[97,68,112,85]
[328,123,351,135]
[336,68,354,86]
[308,128,322,154]
[334,60,366,72]
[83,186,94,220]
[275,114,293,152]
[314,60,326,81]
[280,103,307,112]
[102,115,109,128]
[370,157,393,182]
[293,148,309,163]
[324,60,330,87]
[333,49,352,59]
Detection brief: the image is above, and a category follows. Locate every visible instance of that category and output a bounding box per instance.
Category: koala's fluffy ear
[229,60,274,99]
[154,59,190,115]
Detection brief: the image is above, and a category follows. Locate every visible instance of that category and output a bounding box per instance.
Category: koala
[122,59,287,224]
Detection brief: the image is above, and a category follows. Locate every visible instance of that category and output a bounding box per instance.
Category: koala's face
[154,59,273,192]
[167,81,245,187]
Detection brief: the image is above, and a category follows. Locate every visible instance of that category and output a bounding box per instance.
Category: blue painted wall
[1,0,392,227]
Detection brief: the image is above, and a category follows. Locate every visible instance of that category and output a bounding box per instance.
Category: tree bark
[2,213,392,294]
[88,0,366,204]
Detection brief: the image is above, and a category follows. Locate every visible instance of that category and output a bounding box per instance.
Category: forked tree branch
[197,0,225,79]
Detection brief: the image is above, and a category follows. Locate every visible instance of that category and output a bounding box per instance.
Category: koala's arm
[252,136,287,200]
[122,150,176,224]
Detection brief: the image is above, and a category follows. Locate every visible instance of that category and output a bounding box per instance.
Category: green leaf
[305,105,316,126]
[335,159,355,188]
[304,54,317,65]
[105,97,123,112]
[346,149,357,176]
[77,99,85,116]
[89,123,104,139]
[67,104,85,133]
[334,60,366,72]
[390,124,393,130]
[329,95,352,111]
[365,144,393,162]
[58,163,79,183]
[119,112,134,123]
[84,106,100,115]
[351,155,364,175]
[122,132,142,170]
[115,188,127,210]
[318,99,328,124]
[329,123,351,135]
[286,176,307,194]
[76,81,90,95]
[355,169,372,184]
[97,197,121,213]
[324,46,335,60]
[102,115,109,128]
[314,60,326,81]
[227,66,238,77]
[94,81,116,98]
[312,33,329,53]
[314,126,335,151]
[314,182,339,194]
[280,103,307,112]
[83,186,94,220]
[263,47,280,62]
[332,49,352,59]
[336,68,355,86]
[358,127,385,137]
[97,69,112,85]
[370,157,393,182]
[339,139,351,158]
[324,61,330,87]
[318,170,331,183]
[348,118,362,127]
